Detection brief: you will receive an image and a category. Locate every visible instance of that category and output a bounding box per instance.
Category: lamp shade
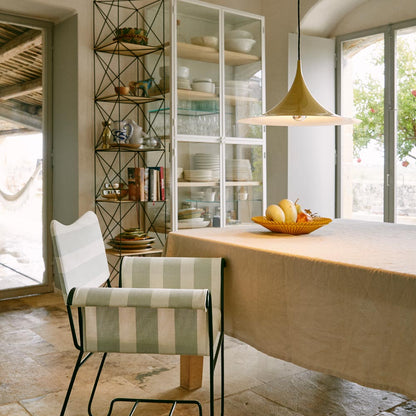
[239,61,360,126]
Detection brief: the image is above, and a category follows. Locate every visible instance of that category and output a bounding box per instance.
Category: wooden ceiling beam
[0,104,41,131]
[0,78,42,100]
[0,29,42,65]
[0,127,34,137]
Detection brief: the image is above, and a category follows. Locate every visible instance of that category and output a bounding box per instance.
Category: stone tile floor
[1,292,415,416]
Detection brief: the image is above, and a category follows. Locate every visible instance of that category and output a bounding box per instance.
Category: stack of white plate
[178,217,210,229]
[226,159,253,181]
[193,153,220,180]
[184,169,215,182]
[225,80,250,97]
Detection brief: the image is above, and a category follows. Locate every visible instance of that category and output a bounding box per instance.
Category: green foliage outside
[353,38,416,163]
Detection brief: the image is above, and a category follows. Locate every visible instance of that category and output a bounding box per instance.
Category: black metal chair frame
[60,260,225,416]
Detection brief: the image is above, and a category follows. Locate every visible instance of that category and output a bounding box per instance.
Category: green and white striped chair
[50,211,225,416]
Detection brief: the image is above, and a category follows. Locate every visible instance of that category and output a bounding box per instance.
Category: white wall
[261,0,320,206]
[287,33,336,217]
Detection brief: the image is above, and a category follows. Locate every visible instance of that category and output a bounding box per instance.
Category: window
[336,21,416,224]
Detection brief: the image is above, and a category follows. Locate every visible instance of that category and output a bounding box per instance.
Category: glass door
[223,11,263,139]
[338,33,385,221]
[0,15,53,299]
[395,25,416,224]
[337,21,416,224]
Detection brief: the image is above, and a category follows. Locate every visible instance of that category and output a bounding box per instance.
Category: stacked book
[127,167,165,201]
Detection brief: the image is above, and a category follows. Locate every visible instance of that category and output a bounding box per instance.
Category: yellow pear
[278,199,297,223]
[266,204,285,222]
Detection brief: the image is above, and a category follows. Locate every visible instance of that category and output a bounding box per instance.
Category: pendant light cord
[297,0,301,61]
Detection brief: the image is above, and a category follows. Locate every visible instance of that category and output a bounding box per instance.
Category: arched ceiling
[302,0,416,38]
[302,0,368,37]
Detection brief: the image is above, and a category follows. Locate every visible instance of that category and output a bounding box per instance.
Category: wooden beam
[0,104,41,131]
[0,78,42,100]
[0,29,42,64]
[0,128,35,137]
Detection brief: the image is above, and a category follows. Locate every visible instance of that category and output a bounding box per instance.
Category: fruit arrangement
[252,199,331,235]
[265,199,316,224]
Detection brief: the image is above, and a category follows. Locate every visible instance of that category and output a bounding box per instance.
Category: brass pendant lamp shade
[238,0,360,127]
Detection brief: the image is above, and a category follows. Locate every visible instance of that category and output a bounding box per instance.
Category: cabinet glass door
[225,143,263,224]
[224,12,263,139]
[176,1,220,137]
[177,141,220,228]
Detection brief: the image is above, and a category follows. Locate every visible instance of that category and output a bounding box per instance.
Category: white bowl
[225,38,256,53]
[192,81,215,94]
[177,79,191,90]
[159,65,190,79]
[191,36,218,48]
[225,30,253,40]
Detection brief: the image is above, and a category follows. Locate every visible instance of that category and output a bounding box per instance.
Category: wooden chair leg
[180,355,203,390]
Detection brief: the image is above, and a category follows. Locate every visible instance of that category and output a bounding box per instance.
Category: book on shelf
[127,166,165,202]
[143,168,149,201]
[160,166,165,201]
[128,167,138,201]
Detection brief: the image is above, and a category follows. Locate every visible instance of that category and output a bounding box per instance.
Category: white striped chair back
[50,211,110,302]
[121,257,223,309]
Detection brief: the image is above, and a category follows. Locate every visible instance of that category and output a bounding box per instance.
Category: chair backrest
[50,211,109,302]
[120,257,223,309]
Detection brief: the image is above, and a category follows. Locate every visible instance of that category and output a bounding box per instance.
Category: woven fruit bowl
[252,216,332,235]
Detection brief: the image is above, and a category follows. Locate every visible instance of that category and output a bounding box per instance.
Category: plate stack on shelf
[224,80,250,97]
[226,159,253,181]
[108,228,155,253]
[178,208,209,229]
[184,169,216,182]
[193,153,220,180]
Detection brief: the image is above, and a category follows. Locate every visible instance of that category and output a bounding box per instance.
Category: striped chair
[50,211,225,416]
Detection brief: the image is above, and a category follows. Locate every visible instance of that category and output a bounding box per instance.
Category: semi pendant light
[238,0,360,127]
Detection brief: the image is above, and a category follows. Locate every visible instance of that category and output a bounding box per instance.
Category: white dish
[178,220,210,229]
[178,217,205,223]
[225,38,256,53]
[192,83,215,93]
[191,36,218,48]
[159,65,190,79]
[178,80,191,89]
[225,30,253,40]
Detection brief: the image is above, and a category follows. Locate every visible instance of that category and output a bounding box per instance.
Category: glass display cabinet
[168,0,266,230]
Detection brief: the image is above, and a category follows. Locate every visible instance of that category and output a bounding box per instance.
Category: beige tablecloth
[165,219,416,399]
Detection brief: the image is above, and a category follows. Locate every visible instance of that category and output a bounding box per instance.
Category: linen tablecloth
[165,219,416,399]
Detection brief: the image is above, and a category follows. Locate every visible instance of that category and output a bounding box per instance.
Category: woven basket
[252,216,332,235]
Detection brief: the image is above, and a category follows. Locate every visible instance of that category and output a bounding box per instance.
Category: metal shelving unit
[93,0,168,282]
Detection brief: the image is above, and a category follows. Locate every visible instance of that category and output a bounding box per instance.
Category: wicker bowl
[113,27,148,45]
[252,216,332,235]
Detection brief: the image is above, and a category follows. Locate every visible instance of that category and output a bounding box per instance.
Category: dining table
[165,219,416,399]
